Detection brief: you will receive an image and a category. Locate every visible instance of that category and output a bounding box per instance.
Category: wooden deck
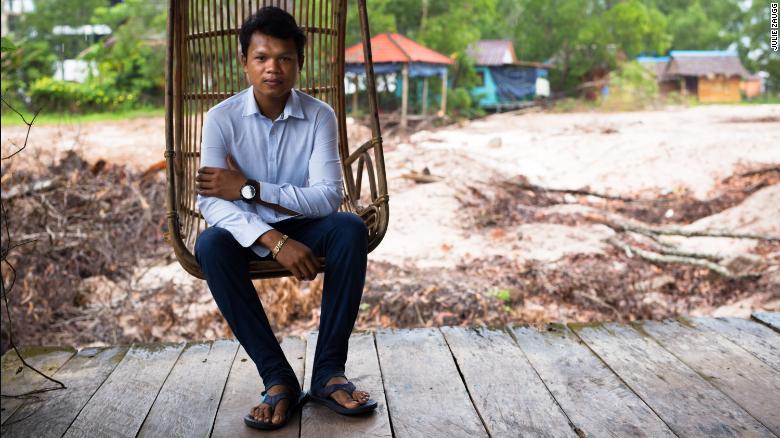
[2,313,779,437]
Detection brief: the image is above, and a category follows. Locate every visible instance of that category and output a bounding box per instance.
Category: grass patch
[0,106,164,126]
[738,95,780,105]
[490,288,512,304]
[550,97,601,113]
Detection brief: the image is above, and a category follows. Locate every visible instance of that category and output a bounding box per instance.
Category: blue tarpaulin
[346,62,448,78]
[489,66,537,101]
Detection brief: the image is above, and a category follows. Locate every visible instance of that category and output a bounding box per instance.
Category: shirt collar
[242,87,305,120]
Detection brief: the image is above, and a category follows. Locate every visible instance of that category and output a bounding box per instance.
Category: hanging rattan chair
[164,0,388,279]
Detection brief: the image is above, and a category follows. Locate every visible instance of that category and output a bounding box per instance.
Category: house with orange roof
[345,33,454,129]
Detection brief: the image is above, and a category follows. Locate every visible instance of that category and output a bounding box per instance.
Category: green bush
[446,87,473,117]
[600,61,659,110]
[87,0,167,107]
[2,0,166,115]
[1,39,57,111]
[446,52,486,119]
[29,77,137,113]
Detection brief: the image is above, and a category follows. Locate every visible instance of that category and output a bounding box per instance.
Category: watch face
[241,184,255,200]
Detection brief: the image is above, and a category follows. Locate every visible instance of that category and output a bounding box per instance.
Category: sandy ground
[1,116,166,172]
[4,104,778,270]
[373,104,780,267]
[3,103,779,349]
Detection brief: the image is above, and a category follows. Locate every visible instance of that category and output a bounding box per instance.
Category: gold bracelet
[271,234,289,259]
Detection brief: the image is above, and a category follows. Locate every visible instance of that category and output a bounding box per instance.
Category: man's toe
[353,390,369,404]
[329,390,354,408]
[271,399,289,424]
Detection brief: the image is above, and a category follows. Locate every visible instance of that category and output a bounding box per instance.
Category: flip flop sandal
[310,381,378,415]
[243,389,308,430]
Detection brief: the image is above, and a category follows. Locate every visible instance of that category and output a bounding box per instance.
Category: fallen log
[1,179,56,200]
[588,213,780,242]
[606,237,758,279]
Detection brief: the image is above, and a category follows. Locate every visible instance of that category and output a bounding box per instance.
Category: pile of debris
[457,163,780,228]
[449,163,779,322]
[2,146,777,353]
[1,151,171,350]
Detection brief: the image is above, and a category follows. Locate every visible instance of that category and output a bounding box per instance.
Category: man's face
[241,32,299,100]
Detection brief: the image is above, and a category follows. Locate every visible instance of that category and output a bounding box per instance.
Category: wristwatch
[240,179,257,203]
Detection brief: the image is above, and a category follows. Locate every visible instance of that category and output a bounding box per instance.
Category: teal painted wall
[470,66,498,107]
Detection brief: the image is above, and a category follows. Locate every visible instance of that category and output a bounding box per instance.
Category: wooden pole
[401,63,409,130]
[421,76,428,115]
[439,69,447,116]
[352,75,359,115]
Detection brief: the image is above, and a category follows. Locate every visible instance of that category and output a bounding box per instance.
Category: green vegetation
[600,61,660,111]
[347,0,778,116]
[345,0,497,117]
[738,95,780,105]
[2,0,165,115]
[0,106,163,126]
[491,288,512,304]
[2,0,777,120]
[492,0,779,95]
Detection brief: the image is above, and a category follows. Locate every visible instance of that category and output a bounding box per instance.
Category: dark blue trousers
[195,212,368,394]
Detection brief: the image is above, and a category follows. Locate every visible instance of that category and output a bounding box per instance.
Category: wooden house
[741,73,763,99]
[466,40,551,111]
[639,51,750,103]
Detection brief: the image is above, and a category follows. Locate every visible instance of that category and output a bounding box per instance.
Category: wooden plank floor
[2,312,778,438]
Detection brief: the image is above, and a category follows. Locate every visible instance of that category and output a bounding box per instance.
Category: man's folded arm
[259,107,344,218]
[258,178,343,218]
[198,112,274,255]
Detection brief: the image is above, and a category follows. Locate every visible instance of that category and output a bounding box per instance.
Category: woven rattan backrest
[165,0,388,278]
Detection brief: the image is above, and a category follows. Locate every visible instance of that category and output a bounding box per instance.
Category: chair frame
[164,0,388,279]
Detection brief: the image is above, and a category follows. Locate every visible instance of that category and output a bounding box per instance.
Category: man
[194,6,377,430]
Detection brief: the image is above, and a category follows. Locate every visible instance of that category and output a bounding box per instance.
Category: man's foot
[249,384,292,425]
[323,376,370,409]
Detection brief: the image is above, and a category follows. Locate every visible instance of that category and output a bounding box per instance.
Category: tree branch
[606,237,751,279]
[0,96,41,160]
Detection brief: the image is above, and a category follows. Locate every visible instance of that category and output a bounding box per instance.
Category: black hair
[239,6,306,69]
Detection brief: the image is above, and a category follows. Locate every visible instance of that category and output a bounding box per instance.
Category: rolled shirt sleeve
[197,112,274,256]
[259,106,344,217]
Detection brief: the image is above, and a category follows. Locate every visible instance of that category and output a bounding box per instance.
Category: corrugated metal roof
[466,40,552,68]
[466,40,516,66]
[345,33,453,65]
[637,57,671,81]
[669,50,738,57]
[665,51,749,78]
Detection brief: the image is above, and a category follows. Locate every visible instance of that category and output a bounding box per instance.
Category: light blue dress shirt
[196,87,344,257]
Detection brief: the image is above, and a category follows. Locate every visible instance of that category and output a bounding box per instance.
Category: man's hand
[196,154,246,201]
[259,230,321,281]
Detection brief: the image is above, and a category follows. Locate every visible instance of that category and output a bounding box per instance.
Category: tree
[601,0,670,58]
[417,0,498,57]
[87,0,167,103]
[663,0,741,50]
[499,0,588,67]
[503,0,670,93]
[15,0,106,59]
[1,39,56,108]
[345,0,499,115]
[345,0,396,47]
[737,1,780,93]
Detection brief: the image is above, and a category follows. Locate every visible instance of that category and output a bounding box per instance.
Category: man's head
[239,7,306,101]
